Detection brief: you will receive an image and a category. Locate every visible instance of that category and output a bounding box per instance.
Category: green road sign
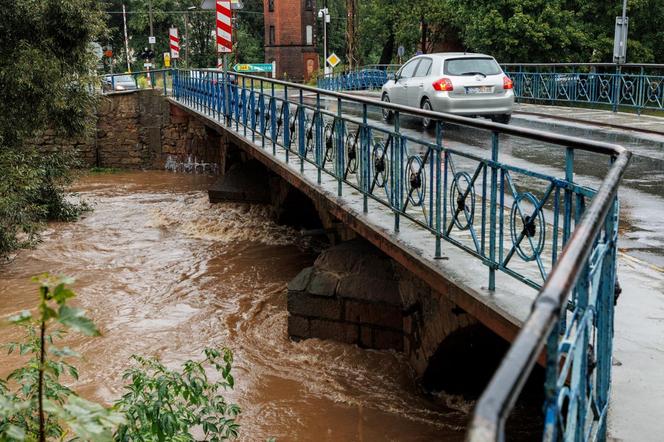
[233,63,273,73]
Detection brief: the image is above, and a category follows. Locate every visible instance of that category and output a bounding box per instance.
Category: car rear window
[444,58,501,76]
[116,75,134,82]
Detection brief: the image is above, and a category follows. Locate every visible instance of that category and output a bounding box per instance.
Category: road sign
[169,28,180,59]
[233,63,274,73]
[397,46,405,57]
[148,36,156,44]
[163,52,171,68]
[326,53,341,68]
[143,63,153,68]
[613,16,629,64]
[216,1,232,53]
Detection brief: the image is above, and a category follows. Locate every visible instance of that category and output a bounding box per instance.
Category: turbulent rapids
[0,171,470,441]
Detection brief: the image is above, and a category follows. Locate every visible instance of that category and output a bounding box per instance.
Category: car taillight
[503,76,513,89]
[432,78,453,91]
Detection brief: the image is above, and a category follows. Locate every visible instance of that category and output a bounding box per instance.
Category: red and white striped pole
[216,1,232,69]
[169,27,180,68]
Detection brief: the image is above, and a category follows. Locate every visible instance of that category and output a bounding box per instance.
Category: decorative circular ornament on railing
[286,111,298,151]
[509,192,546,262]
[345,131,359,174]
[449,171,475,230]
[598,78,612,100]
[305,115,315,154]
[621,79,635,102]
[371,141,389,188]
[577,79,590,100]
[405,155,426,207]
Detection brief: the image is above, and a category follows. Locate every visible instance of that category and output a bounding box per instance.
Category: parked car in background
[102,74,138,92]
[381,53,515,127]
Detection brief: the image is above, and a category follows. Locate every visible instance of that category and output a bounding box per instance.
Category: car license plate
[466,86,492,94]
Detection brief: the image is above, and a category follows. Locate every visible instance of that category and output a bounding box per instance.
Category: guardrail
[166,69,629,441]
[502,63,664,113]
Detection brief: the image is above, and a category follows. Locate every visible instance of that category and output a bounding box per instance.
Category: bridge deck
[169,98,539,345]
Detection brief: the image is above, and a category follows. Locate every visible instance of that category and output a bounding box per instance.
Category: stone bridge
[54,75,629,441]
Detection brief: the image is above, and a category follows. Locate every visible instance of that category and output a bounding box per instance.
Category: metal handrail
[229,71,624,158]
[167,69,632,440]
[466,150,630,441]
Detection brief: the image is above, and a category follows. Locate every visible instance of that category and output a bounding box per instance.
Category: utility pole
[420,14,428,54]
[318,3,330,76]
[122,3,131,72]
[148,0,154,84]
[346,0,358,70]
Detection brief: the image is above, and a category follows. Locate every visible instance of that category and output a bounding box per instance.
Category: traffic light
[139,48,155,60]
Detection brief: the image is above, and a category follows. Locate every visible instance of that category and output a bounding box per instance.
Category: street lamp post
[185,6,196,66]
[317,5,330,76]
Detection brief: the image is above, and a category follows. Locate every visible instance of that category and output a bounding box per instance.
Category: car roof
[426,52,495,59]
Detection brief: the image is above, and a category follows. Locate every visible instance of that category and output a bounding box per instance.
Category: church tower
[264,0,319,81]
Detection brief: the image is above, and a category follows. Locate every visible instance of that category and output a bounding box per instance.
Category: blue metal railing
[318,62,664,113]
[503,63,664,113]
[318,68,391,91]
[165,69,630,441]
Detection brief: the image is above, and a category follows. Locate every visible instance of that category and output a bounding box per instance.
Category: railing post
[612,65,621,113]
[316,92,322,185]
[435,121,443,258]
[543,322,560,440]
[299,89,305,173]
[260,80,265,149]
[362,102,369,213]
[337,97,343,196]
[250,78,256,143]
[595,196,618,442]
[271,82,277,155]
[284,84,290,163]
[488,131,499,291]
[393,111,401,232]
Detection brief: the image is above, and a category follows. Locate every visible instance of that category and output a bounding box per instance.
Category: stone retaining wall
[33,90,220,170]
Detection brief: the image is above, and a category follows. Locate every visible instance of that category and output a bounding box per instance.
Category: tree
[0,0,103,260]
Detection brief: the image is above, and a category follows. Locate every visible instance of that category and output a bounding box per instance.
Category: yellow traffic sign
[163,52,171,68]
[326,53,341,68]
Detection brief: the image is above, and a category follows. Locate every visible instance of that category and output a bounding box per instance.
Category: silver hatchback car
[381,53,514,126]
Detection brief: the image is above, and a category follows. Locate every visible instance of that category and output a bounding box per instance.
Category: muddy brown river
[0,171,470,441]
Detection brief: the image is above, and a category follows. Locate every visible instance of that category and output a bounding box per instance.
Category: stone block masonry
[287,239,479,377]
[33,90,221,170]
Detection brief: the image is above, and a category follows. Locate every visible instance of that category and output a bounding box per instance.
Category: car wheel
[421,98,434,130]
[492,114,511,124]
[381,93,394,124]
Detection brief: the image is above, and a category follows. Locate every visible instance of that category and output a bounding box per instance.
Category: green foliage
[0,275,242,441]
[346,0,664,65]
[115,349,240,441]
[0,275,122,441]
[0,0,101,260]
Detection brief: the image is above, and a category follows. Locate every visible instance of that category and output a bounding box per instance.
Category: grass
[88,167,125,174]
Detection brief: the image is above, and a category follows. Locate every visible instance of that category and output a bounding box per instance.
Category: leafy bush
[115,350,240,442]
[0,275,241,441]
[1,274,122,441]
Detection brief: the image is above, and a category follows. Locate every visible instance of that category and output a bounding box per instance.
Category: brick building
[263,0,319,81]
